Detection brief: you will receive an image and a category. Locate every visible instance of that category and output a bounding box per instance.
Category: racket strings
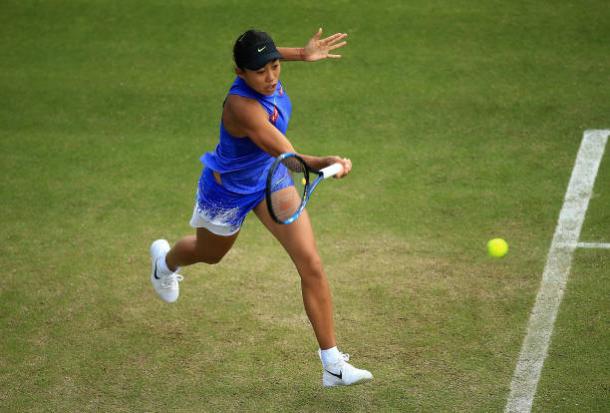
[282,156,306,174]
[269,157,308,223]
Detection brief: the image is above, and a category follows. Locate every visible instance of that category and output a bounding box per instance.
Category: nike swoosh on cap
[257,46,267,52]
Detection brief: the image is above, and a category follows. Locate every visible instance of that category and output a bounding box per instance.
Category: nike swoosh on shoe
[325,369,342,379]
[153,261,161,280]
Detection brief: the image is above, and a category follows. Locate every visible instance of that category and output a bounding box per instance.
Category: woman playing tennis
[149,28,372,387]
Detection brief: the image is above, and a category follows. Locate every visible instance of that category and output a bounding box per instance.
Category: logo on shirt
[269,106,279,124]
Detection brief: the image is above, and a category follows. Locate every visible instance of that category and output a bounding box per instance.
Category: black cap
[233,30,282,71]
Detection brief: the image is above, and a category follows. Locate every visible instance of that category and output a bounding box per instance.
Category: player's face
[237,60,281,96]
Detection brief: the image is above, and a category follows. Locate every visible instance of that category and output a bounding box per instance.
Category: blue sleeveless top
[201,76,292,194]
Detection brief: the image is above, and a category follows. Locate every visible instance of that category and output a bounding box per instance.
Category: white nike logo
[257,46,266,52]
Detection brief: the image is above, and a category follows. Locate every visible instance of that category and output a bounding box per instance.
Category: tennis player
[149,28,372,387]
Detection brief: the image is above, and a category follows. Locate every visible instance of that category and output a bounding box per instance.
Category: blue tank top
[201,76,292,194]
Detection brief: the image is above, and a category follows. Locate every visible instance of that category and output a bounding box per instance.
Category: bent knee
[199,253,225,265]
[297,254,325,278]
[194,248,229,265]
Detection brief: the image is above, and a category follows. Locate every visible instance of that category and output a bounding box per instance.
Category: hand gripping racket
[266,153,343,225]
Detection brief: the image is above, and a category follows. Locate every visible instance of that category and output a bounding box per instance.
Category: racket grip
[320,163,343,179]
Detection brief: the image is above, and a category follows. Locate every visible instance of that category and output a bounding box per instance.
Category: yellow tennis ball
[487,238,508,258]
[301,177,306,186]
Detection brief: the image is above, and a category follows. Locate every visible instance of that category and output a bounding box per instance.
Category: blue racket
[266,153,343,225]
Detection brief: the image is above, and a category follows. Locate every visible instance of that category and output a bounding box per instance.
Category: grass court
[1,1,609,411]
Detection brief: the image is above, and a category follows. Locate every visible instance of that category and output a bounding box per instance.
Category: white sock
[320,346,342,367]
[156,253,177,276]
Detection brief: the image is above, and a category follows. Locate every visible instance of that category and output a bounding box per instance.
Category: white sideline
[504,130,609,413]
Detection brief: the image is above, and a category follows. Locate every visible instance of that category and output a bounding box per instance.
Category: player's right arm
[223,95,295,157]
[223,95,352,178]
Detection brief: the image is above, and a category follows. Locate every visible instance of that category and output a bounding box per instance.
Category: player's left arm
[278,28,347,61]
[277,28,351,177]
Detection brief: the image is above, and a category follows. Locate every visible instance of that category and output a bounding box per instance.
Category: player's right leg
[166,227,239,269]
[150,228,238,303]
[149,238,183,303]
[150,168,244,303]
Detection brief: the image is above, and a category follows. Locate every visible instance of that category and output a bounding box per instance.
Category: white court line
[504,129,609,413]
[555,241,610,249]
[577,242,610,249]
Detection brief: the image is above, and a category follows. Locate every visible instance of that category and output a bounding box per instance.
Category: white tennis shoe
[319,351,373,387]
[150,239,183,303]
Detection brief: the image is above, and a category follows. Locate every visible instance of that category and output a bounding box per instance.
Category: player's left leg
[253,200,372,387]
[254,200,335,348]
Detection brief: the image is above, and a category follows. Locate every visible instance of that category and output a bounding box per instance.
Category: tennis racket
[265,153,343,225]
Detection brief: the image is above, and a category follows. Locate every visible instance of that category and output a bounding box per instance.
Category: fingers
[335,157,352,178]
[327,41,347,51]
[319,32,347,58]
[305,29,347,61]
[312,27,322,40]
[342,158,352,174]
[321,32,348,45]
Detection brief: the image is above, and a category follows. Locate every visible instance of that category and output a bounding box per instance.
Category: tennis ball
[487,238,508,258]
[301,177,306,186]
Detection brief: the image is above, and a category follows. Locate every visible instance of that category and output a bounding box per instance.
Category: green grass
[532,135,610,412]
[1,0,609,411]
[533,250,610,412]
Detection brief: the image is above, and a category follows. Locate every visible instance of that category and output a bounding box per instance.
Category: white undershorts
[189,202,242,237]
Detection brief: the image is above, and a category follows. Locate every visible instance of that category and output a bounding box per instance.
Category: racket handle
[320,163,343,179]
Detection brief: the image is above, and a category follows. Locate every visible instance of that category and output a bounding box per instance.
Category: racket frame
[265,153,342,225]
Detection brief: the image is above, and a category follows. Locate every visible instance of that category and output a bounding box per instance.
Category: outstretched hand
[303,28,348,61]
